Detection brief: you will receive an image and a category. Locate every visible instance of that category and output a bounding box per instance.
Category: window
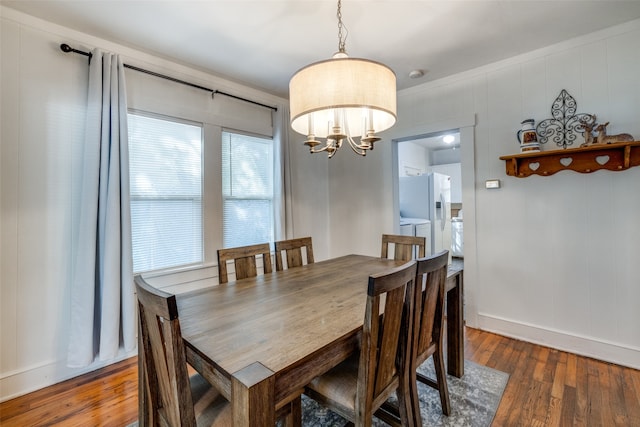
[128,113,203,273]
[222,131,274,248]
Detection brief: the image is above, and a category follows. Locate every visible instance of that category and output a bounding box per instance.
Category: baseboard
[477,313,640,370]
[0,348,137,403]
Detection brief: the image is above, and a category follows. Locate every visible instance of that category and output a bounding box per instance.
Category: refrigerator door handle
[440,193,446,231]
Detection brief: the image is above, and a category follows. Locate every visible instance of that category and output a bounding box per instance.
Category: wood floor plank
[574,353,590,426]
[532,379,552,426]
[494,337,533,425]
[598,361,617,426]
[560,384,577,426]
[533,373,553,425]
[533,345,550,382]
[1,327,639,427]
[632,367,640,408]
[507,349,541,426]
[486,335,514,371]
[474,332,502,367]
[550,354,566,399]
[544,395,563,427]
[587,359,604,427]
[565,351,578,388]
[605,363,631,426]
[620,362,640,425]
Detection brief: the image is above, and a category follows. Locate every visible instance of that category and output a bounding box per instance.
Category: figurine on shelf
[579,115,597,147]
[594,122,634,145]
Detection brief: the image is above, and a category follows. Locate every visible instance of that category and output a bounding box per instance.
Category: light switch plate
[485,179,501,189]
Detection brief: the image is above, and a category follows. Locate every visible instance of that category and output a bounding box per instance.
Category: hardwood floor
[1,327,639,426]
[0,357,139,427]
[464,328,640,426]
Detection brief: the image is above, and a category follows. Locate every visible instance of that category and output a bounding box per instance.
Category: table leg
[446,271,464,377]
[231,362,276,426]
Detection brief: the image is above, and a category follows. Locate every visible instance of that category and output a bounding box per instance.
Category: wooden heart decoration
[596,155,610,165]
[560,157,573,167]
[529,162,540,171]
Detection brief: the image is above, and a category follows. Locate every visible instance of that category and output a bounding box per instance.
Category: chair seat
[306,353,359,414]
[189,373,232,427]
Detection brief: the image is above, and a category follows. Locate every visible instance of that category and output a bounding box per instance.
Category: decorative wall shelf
[499,141,640,177]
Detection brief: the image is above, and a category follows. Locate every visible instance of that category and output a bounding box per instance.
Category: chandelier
[289,0,397,158]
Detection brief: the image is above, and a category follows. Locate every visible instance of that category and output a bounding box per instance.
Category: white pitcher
[517,119,538,144]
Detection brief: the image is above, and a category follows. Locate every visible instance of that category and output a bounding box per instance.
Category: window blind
[221,131,274,248]
[128,113,203,272]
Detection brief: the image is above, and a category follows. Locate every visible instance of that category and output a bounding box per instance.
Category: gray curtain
[274,105,294,240]
[67,49,136,368]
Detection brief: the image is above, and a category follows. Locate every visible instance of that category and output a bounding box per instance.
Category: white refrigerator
[399,172,452,259]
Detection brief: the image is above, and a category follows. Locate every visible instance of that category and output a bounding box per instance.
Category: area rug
[128,359,508,427]
[301,359,508,427]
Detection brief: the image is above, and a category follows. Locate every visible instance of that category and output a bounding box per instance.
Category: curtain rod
[60,44,278,112]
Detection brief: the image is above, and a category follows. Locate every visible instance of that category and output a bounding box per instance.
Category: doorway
[397,130,462,258]
[390,119,477,327]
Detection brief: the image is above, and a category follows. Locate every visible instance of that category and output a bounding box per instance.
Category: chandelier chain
[337,0,346,53]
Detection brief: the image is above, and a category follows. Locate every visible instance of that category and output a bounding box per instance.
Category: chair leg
[398,373,418,427]
[375,404,401,426]
[280,396,302,427]
[432,350,451,416]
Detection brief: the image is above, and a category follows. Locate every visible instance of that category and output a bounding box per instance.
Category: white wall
[398,141,429,176]
[328,18,640,369]
[287,133,331,261]
[431,147,461,165]
[0,7,330,401]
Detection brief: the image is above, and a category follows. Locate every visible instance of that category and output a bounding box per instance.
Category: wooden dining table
[167,254,463,426]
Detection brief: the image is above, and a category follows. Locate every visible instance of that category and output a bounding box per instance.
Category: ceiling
[410,131,460,151]
[3,1,640,99]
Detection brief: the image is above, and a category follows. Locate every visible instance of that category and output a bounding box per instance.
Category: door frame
[388,114,478,327]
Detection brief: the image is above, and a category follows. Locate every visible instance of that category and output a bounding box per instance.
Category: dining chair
[410,250,451,419]
[274,237,314,271]
[381,234,426,261]
[304,261,418,427]
[135,275,232,426]
[379,250,451,425]
[217,242,273,284]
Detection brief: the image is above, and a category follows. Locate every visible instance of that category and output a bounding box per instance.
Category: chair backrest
[381,234,426,261]
[274,237,314,271]
[357,261,417,415]
[135,275,197,427]
[217,243,272,284]
[412,250,449,366]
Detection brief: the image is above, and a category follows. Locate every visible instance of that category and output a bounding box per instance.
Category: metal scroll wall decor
[536,89,595,149]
